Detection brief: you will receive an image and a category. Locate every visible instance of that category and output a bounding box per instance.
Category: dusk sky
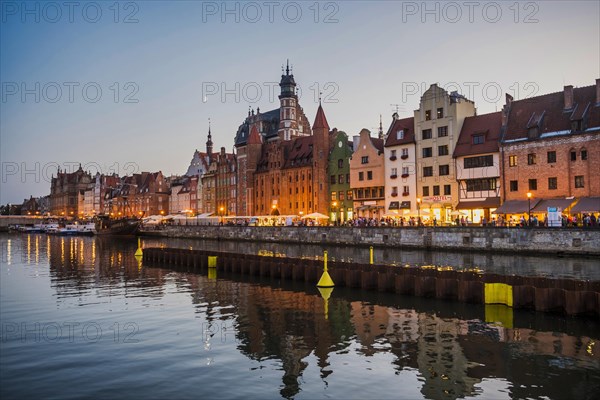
[1,0,598,204]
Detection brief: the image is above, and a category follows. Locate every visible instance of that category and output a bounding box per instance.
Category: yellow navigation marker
[134,238,143,257]
[208,256,217,268]
[316,250,334,288]
[484,283,513,307]
[484,304,514,328]
[369,246,374,265]
[135,254,143,271]
[318,286,333,319]
[208,267,217,280]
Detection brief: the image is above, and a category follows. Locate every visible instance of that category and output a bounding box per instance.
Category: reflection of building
[384,114,416,216]
[415,85,476,223]
[328,130,353,223]
[454,111,502,223]
[350,128,385,219]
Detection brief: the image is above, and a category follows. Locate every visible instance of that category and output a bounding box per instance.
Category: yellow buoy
[134,238,143,257]
[316,250,334,288]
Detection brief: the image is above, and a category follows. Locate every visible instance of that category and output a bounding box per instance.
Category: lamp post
[416,198,421,222]
[527,192,532,226]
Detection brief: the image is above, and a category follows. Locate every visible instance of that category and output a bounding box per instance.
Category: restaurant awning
[456,197,501,210]
[531,198,577,213]
[570,197,600,213]
[389,201,399,210]
[492,199,540,214]
[400,201,411,209]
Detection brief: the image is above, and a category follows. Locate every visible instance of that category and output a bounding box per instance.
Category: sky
[1,0,599,204]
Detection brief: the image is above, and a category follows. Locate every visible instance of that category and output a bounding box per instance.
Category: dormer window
[571,120,583,132]
[528,127,538,139]
[397,130,404,139]
[472,134,485,144]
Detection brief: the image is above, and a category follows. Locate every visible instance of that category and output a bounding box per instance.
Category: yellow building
[349,128,385,220]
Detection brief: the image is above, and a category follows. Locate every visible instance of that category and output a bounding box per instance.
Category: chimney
[596,78,600,104]
[353,135,360,152]
[502,93,513,127]
[220,146,226,155]
[564,85,574,110]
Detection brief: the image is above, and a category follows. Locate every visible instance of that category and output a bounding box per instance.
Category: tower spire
[286,59,290,75]
[206,118,214,162]
[378,114,383,139]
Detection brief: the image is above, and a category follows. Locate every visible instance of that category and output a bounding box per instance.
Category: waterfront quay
[140,225,600,257]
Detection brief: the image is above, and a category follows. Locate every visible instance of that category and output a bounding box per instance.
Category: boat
[57,223,95,236]
[94,217,140,236]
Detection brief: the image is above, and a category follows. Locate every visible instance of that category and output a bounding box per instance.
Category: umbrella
[301,212,329,220]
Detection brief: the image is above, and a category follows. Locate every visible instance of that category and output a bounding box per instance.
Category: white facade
[384,140,417,216]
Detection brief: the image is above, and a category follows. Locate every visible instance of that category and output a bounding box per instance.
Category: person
[481,217,487,227]
[433,217,437,226]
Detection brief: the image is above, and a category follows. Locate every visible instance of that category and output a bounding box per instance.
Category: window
[581,149,588,160]
[472,134,485,145]
[347,190,353,200]
[338,175,344,184]
[422,129,432,140]
[403,186,410,194]
[422,186,429,196]
[571,151,577,161]
[466,178,497,191]
[510,180,518,191]
[401,166,409,175]
[390,150,397,158]
[425,110,431,121]
[433,185,440,196]
[339,191,345,201]
[439,165,449,176]
[401,148,409,157]
[509,155,517,167]
[358,172,364,181]
[438,126,448,137]
[346,174,350,183]
[397,130,404,140]
[391,167,398,177]
[575,175,584,188]
[527,153,536,165]
[444,185,451,195]
[438,145,449,156]
[422,147,433,158]
[423,166,433,177]
[547,151,556,163]
[437,108,444,119]
[367,171,373,180]
[330,175,336,184]
[464,155,494,169]
[548,177,557,190]
[391,186,398,195]
[338,159,343,168]
[361,156,369,164]
[529,179,537,190]
[331,192,337,201]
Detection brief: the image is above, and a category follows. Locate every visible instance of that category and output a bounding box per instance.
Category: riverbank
[139,226,600,257]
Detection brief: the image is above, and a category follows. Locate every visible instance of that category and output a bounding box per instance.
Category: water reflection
[1,233,599,399]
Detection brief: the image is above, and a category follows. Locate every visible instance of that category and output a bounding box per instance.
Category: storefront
[455,197,501,224]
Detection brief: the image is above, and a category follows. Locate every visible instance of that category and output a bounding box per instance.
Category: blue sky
[1,0,599,204]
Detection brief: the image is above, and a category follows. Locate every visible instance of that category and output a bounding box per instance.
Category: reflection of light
[91,241,96,267]
[27,235,31,265]
[7,239,11,265]
[47,236,51,261]
[61,238,65,264]
[80,240,84,265]
[35,235,39,265]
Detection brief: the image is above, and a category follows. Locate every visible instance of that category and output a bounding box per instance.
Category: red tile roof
[454,111,502,157]
[503,84,600,142]
[282,136,314,169]
[384,117,415,147]
[312,104,330,131]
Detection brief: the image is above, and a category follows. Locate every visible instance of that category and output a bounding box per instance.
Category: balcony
[389,155,397,161]
[391,192,398,197]
[401,173,409,178]
[390,174,398,179]
[402,192,410,197]
[401,154,409,160]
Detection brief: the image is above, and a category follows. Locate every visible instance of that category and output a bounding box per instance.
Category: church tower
[206,120,214,163]
[278,60,300,141]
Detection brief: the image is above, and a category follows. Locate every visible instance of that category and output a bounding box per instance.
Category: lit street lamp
[527,192,532,226]
[416,197,421,222]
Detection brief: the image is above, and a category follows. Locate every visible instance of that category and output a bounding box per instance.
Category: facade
[234,64,331,217]
[214,147,237,216]
[186,125,214,212]
[349,128,385,219]
[499,80,600,217]
[384,114,416,216]
[414,84,476,223]
[201,161,217,215]
[453,111,503,223]
[107,172,169,217]
[83,173,119,217]
[328,130,354,223]
[49,165,92,217]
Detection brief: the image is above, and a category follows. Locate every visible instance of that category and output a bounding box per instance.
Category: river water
[1,233,599,399]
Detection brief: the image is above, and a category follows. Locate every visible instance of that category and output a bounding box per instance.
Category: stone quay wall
[140,226,600,257]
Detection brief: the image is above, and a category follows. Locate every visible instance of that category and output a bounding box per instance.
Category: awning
[389,201,400,210]
[531,198,577,213]
[492,199,540,214]
[571,197,600,213]
[400,201,411,209]
[456,197,501,210]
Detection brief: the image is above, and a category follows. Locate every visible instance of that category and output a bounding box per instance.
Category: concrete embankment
[142,247,600,318]
[140,226,600,257]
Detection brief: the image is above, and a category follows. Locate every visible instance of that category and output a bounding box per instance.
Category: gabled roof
[247,124,262,145]
[372,137,384,152]
[503,84,600,142]
[454,111,502,157]
[282,136,314,169]
[384,117,415,147]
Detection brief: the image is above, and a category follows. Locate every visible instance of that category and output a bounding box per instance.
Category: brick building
[107,172,169,217]
[499,80,600,216]
[49,165,92,217]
